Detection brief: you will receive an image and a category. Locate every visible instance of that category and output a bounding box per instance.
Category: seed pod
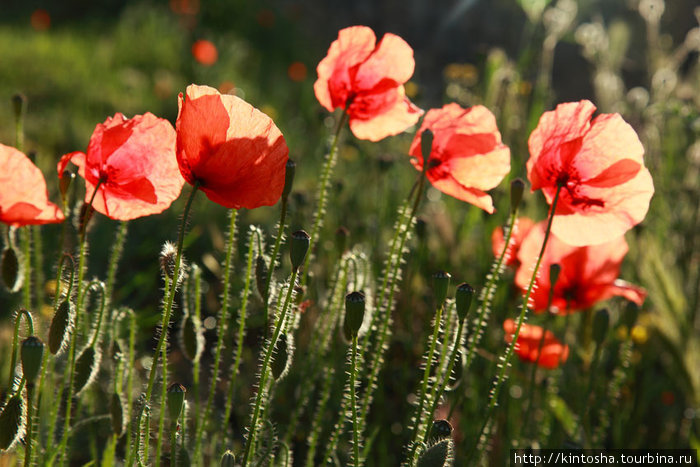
[0,393,25,450]
[167,383,186,422]
[271,333,293,381]
[344,291,366,338]
[420,129,434,169]
[289,230,310,271]
[255,255,268,300]
[179,313,204,362]
[429,419,453,440]
[549,263,562,288]
[432,271,451,308]
[49,299,73,355]
[1,247,22,293]
[74,346,100,395]
[510,178,525,213]
[282,159,296,199]
[21,336,44,384]
[110,393,124,436]
[622,302,639,329]
[220,450,236,467]
[417,438,454,467]
[455,283,475,321]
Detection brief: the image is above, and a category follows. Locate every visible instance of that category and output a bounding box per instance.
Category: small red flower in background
[30,9,51,31]
[503,318,569,369]
[192,40,218,66]
[0,144,64,226]
[527,100,654,246]
[491,217,535,268]
[408,104,510,213]
[288,61,307,82]
[314,26,423,142]
[514,221,647,314]
[58,113,184,221]
[176,84,289,209]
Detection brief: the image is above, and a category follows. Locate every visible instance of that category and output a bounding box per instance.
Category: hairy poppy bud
[21,336,44,384]
[74,346,100,395]
[623,302,639,329]
[432,271,450,307]
[344,291,366,338]
[49,299,73,355]
[283,159,296,199]
[549,263,562,288]
[271,333,293,381]
[417,438,454,467]
[455,283,475,321]
[429,419,453,440]
[593,308,609,346]
[221,450,236,467]
[160,242,182,284]
[510,178,525,213]
[167,383,186,422]
[179,313,204,362]
[420,129,434,171]
[289,230,310,271]
[1,246,22,293]
[0,393,24,450]
[255,255,268,300]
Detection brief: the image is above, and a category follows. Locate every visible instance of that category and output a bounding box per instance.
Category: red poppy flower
[491,217,536,268]
[0,144,64,226]
[176,84,289,209]
[408,104,510,213]
[503,318,569,369]
[527,100,654,246]
[192,40,218,66]
[314,25,423,142]
[58,113,184,221]
[515,221,647,314]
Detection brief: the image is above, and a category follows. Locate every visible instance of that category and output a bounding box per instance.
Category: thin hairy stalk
[104,222,128,346]
[24,384,36,467]
[242,271,298,466]
[8,308,34,389]
[304,368,335,467]
[301,111,348,287]
[193,209,237,460]
[472,185,562,461]
[124,310,137,467]
[349,335,361,466]
[264,197,289,324]
[155,279,172,467]
[189,267,203,441]
[408,301,446,462]
[32,226,44,311]
[222,226,258,448]
[21,227,31,311]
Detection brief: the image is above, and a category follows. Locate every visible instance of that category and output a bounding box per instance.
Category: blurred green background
[1,0,699,464]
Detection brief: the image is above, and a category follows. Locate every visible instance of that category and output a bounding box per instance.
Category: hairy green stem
[8,308,34,389]
[350,335,361,467]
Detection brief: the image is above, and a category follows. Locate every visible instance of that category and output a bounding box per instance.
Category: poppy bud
[271,333,293,381]
[74,346,100,395]
[167,383,186,422]
[282,159,296,199]
[335,226,349,255]
[289,230,310,271]
[1,246,22,293]
[455,283,475,321]
[344,291,366,338]
[593,308,609,346]
[11,93,26,121]
[549,263,562,287]
[417,438,453,467]
[0,393,24,450]
[110,393,124,436]
[510,178,525,213]
[429,419,453,440]
[160,242,185,286]
[49,299,73,355]
[420,129,434,171]
[432,271,450,307]
[179,313,204,362]
[59,170,74,199]
[255,255,268,300]
[622,302,639,329]
[221,450,236,467]
[20,336,44,384]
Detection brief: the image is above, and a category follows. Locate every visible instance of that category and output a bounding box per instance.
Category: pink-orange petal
[353,32,415,90]
[348,92,422,141]
[427,174,495,213]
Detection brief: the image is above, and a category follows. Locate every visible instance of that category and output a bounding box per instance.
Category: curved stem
[86,281,107,348]
[8,308,34,389]
[263,197,289,324]
[241,269,298,466]
[24,384,35,467]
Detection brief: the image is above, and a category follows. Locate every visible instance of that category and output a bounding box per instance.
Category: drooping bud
[344,291,366,338]
[110,393,124,436]
[220,450,236,467]
[429,419,453,440]
[255,255,268,300]
[49,299,73,355]
[549,263,562,287]
[593,308,610,346]
[271,333,293,381]
[11,93,26,121]
[335,226,349,255]
[1,246,22,293]
[420,129,434,170]
[510,178,525,213]
[167,383,186,422]
[417,438,454,467]
[289,230,310,271]
[455,283,475,321]
[179,313,204,362]
[59,170,74,199]
[20,336,44,384]
[0,393,24,450]
[432,271,451,308]
[282,159,296,199]
[74,346,100,395]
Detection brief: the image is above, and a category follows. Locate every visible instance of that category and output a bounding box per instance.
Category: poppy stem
[301,110,349,288]
[471,183,563,462]
[263,194,289,329]
[349,334,361,467]
[7,308,33,390]
[21,226,32,311]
